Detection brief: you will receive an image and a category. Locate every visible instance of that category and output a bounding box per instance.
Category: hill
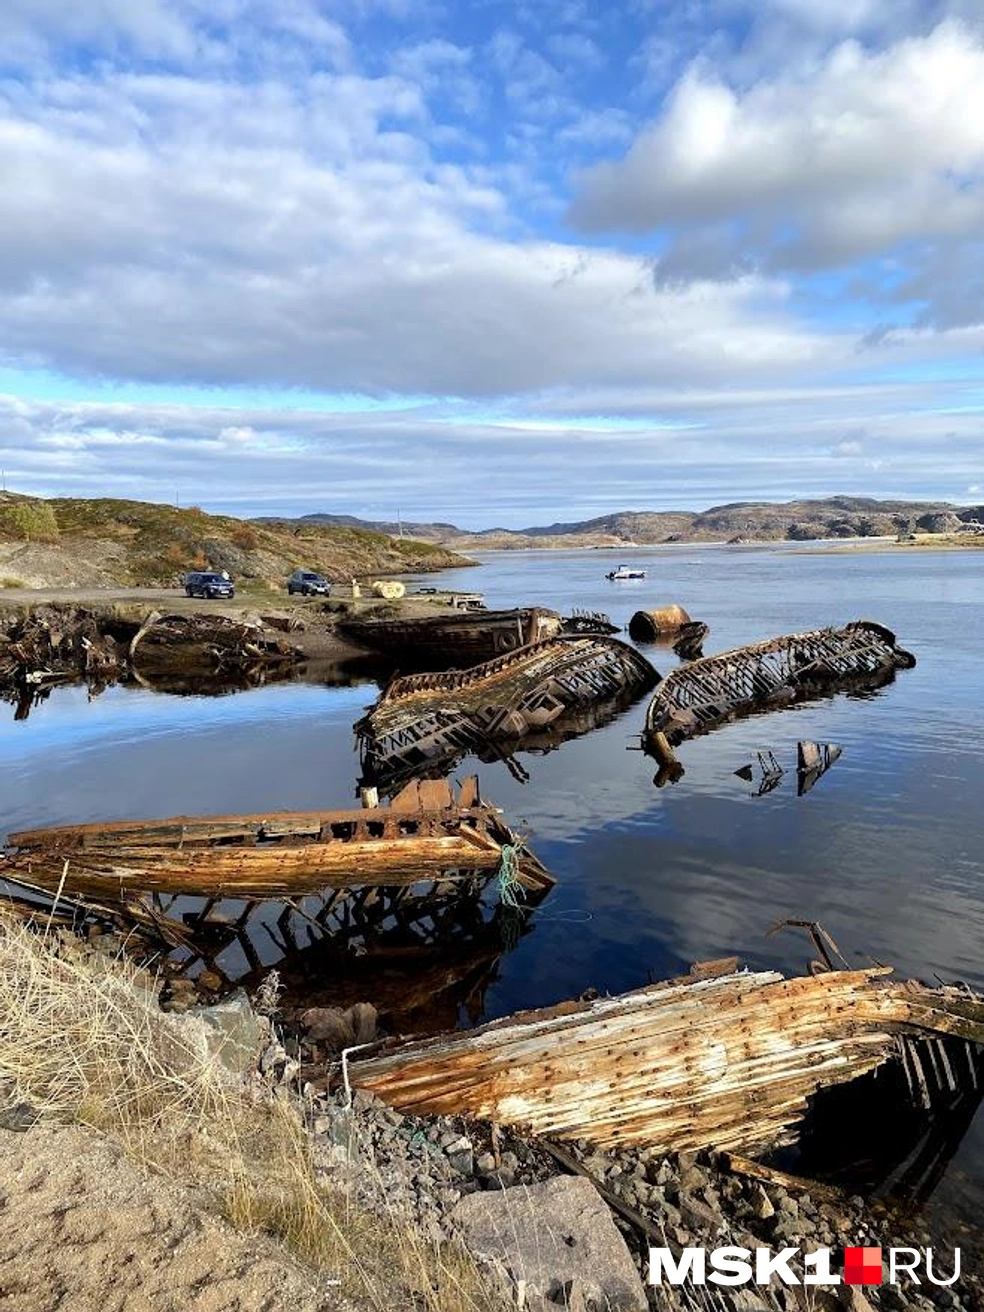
[282,497,984,548]
[0,493,471,589]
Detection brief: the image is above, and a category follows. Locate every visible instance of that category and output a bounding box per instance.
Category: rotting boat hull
[643,619,915,755]
[355,634,658,789]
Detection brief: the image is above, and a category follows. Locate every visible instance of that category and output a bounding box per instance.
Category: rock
[0,1102,39,1132]
[679,1192,722,1234]
[838,1288,877,1312]
[299,1002,378,1051]
[779,1193,800,1220]
[451,1175,647,1311]
[750,1185,775,1220]
[679,1166,705,1194]
[654,1160,675,1187]
[552,1277,608,1310]
[447,1146,474,1178]
[476,1152,497,1175]
[182,990,264,1074]
[197,969,223,992]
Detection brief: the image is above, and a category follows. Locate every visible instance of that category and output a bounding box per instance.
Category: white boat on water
[606,566,646,580]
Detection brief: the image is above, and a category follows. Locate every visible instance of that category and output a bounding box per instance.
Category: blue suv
[184,571,235,599]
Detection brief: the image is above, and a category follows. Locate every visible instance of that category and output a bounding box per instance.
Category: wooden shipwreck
[347,957,984,1157]
[338,607,564,668]
[0,605,305,718]
[356,635,658,789]
[643,619,915,761]
[0,778,554,955]
[127,611,301,680]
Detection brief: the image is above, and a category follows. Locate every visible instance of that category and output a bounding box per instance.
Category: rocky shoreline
[235,989,983,1312]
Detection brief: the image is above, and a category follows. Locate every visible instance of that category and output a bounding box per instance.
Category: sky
[0,0,982,527]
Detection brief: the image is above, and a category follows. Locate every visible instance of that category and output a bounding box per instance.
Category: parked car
[184,570,235,599]
[287,569,330,596]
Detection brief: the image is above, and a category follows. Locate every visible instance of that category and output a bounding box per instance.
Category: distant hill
[266,498,984,549]
[0,493,471,589]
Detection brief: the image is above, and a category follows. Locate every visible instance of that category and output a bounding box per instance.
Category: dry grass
[0,912,504,1311]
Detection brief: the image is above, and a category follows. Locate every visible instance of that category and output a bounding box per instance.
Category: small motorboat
[605,566,646,580]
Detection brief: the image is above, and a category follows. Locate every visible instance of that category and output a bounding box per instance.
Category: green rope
[496,842,526,909]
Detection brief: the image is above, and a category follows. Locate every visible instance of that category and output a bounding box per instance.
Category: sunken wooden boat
[338,606,564,668]
[347,955,984,1157]
[128,611,302,678]
[355,635,658,788]
[1,777,554,903]
[643,619,915,757]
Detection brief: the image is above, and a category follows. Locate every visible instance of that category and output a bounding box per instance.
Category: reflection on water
[1,653,393,720]
[2,543,983,1219]
[159,884,542,1035]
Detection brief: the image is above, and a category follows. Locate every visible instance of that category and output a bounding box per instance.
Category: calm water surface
[3,543,982,1218]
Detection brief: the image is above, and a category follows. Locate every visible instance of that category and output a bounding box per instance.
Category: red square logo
[845,1247,883,1285]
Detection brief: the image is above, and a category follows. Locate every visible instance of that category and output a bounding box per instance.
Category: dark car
[184,570,235,599]
[287,569,330,596]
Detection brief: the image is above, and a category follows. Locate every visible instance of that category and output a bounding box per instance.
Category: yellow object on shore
[371,580,406,599]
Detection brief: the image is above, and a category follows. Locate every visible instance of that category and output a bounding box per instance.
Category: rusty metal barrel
[628,604,691,641]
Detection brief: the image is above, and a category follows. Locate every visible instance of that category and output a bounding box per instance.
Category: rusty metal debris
[346,955,984,1157]
[643,620,915,766]
[355,635,658,791]
[628,604,694,641]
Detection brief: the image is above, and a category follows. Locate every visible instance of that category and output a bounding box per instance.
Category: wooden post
[646,730,678,770]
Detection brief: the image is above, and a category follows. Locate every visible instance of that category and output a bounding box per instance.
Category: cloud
[0,57,841,397]
[572,21,984,320]
[2,373,981,524]
[0,1,982,521]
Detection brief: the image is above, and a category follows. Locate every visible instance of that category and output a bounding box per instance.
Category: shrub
[230,523,259,550]
[0,500,60,543]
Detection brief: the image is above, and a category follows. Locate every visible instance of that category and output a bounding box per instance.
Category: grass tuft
[0,912,504,1310]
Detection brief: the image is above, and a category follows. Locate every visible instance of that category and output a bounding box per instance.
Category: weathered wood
[357,635,657,787]
[339,607,563,667]
[716,1151,844,1203]
[347,966,984,1156]
[644,620,915,753]
[3,777,555,903]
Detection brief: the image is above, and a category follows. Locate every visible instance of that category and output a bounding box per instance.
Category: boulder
[299,1002,378,1050]
[451,1174,647,1311]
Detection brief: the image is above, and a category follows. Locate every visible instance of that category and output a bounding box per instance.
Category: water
[2,542,983,1218]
